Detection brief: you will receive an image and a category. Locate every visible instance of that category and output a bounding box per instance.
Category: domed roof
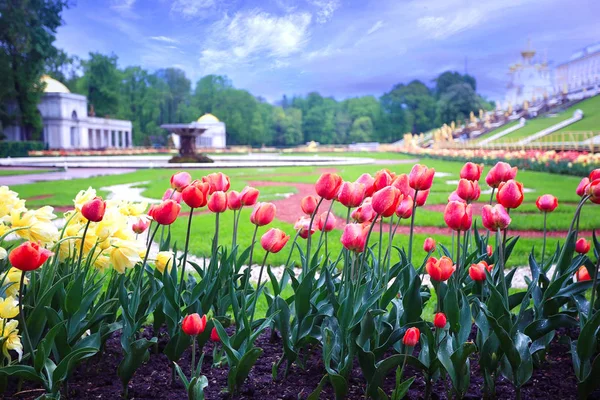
[41,75,70,93]
[197,113,219,123]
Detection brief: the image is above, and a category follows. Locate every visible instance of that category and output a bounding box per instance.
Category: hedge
[0,141,46,158]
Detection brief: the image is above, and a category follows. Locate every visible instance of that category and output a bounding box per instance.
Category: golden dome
[196,113,219,123]
[41,75,70,93]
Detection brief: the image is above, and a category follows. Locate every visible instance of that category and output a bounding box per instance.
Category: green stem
[356,216,380,289]
[378,217,384,270]
[18,272,33,357]
[249,252,270,325]
[496,228,508,300]
[191,336,196,377]
[541,212,547,267]
[137,224,160,296]
[306,198,324,275]
[212,213,220,255]
[588,256,600,320]
[179,208,194,307]
[243,225,260,297]
[455,231,461,285]
[407,190,419,264]
[231,209,238,250]
[76,220,91,274]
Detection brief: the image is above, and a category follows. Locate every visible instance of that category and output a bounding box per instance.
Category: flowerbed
[402,148,600,177]
[0,162,599,399]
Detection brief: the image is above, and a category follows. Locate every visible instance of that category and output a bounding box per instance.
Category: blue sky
[55,0,600,102]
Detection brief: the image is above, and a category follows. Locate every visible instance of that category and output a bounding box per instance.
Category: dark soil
[3,327,594,399]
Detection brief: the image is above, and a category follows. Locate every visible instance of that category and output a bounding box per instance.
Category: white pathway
[478,118,526,145]
[518,110,584,145]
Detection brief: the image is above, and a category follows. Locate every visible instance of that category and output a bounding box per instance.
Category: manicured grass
[553,95,600,133]
[0,168,55,176]
[473,120,520,143]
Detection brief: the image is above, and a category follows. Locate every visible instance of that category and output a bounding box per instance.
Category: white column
[91,129,97,149]
[116,131,122,148]
[108,130,113,148]
[127,131,132,148]
[120,131,125,148]
[96,130,101,149]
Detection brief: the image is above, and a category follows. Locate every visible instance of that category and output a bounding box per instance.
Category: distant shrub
[0,141,46,158]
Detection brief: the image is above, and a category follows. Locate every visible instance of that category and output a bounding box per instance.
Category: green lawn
[473,120,520,143]
[0,168,55,176]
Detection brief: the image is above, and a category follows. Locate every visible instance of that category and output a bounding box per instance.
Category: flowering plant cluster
[0,163,599,399]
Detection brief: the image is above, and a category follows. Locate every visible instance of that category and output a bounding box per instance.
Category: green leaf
[117,337,158,388]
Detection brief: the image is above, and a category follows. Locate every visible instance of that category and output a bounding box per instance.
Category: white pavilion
[165,113,226,149]
[504,43,554,108]
[4,75,133,149]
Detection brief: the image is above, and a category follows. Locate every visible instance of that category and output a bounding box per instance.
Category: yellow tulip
[109,239,143,273]
[5,268,27,298]
[74,187,97,211]
[0,186,26,223]
[1,319,23,362]
[0,247,6,260]
[0,297,19,319]
[155,251,174,274]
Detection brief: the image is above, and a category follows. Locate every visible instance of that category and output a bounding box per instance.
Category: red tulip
[577,177,590,197]
[374,169,393,191]
[316,212,336,232]
[576,266,591,282]
[152,199,181,225]
[315,173,343,200]
[210,327,220,342]
[395,195,413,219]
[181,313,207,336]
[482,204,511,231]
[202,172,230,194]
[337,181,366,208]
[170,171,191,192]
[487,245,493,257]
[250,202,276,226]
[207,191,228,213]
[460,162,483,181]
[240,186,260,206]
[261,228,290,253]
[587,179,600,204]
[576,238,591,254]
[301,195,318,215]
[163,188,182,204]
[132,218,150,234]
[402,327,420,347]
[355,173,376,197]
[485,162,517,188]
[392,174,411,197]
[423,237,436,253]
[448,190,466,203]
[372,186,401,217]
[496,180,524,209]
[408,164,435,191]
[457,179,480,202]
[426,256,455,282]
[81,196,106,222]
[294,217,315,239]
[444,201,472,231]
[227,190,243,210]
[9,241,53,271]
[590,169,600,181]
[414,189,430,207]
[351,198,376,223]
[340,223,369,253]
[536,194,558,213]
[433,313,447,329]
[469,261,493,281]
[182,181,209,208]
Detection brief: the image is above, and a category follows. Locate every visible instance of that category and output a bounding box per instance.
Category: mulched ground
[4,327,594,399]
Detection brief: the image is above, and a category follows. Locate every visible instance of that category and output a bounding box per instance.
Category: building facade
[555,43,600,94]
[504,44,554,108]
[4,75,133,149]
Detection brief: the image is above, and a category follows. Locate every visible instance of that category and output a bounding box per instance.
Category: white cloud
[307,0,341,23]
[306,45,341,60]
[199,10,312,73]
[417,9,482,39]
[171,0,215,19]
[366,20,385,35]
[110,0,136,10]
[150,36,179,43]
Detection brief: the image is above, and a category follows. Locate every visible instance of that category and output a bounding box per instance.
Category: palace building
[555,43,600,94]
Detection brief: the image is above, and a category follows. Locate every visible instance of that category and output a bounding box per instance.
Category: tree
[0,0,68,139]
[434,71,476,97]
[349,116,374,142]
[380,81,436,134]
[45,48,79,85]
[77,53,121,117]
[436,83,483,125]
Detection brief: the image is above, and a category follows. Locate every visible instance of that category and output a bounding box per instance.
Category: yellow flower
[0,297,19,319]
[11,209,59,245]
[155,251,174,274]
[33,206,56,222]
[1,319,23,361]
[109,239,143,273]
[93,252,112,271]
[74,187,97,211]
[0,223,9,237]
[0,247,6,260]
[4,268,27,298]
[0,186,26,222]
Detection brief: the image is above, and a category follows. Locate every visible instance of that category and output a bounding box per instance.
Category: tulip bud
[261,228,290,253]
[316,211,336,232]
[202,172,230,194]
[355,173,375,197]
[426,256,455,282]
[210,327,220,342]
[487,245,493,257]
[590,169,600,181]
[240,186,260,206]
[340,223,369,253]
[9,241,53,271]
[414,189,430,207]
[182,181,209,209]
[315,173,343,200]
[181,313,207,336]
[374,169,393,191]
[170,171,191,192]
[132,218,150,234]
[163,188,182,204]
[301,195,318,215]
[496,180,524,209]
[207,191,228,213]
[576,266,591,282]
[587,179,600,204]
[448,190,466,203]
[294,217,315,239]
[250,202,276,226]
[423,237,436,253]
[337,181,366,208]
[152,199,181,225]
[372,186,401,217]
[482,204,511,231]
[395,195,413,219]
[444,201,472,231]
[460,162,483,181]
[457,179,481,202]
[408,164,435,191]
[536,194,558,213]
[469,261,492,281]
[485,162,517,188]
[433,313,447,329]
[576,238,591,254]
[352,198,376,223]
[392,174,411,197]
[402,327,420,347]
[81,197,106,222]
[576,177,590,197]
[227,190,243,210]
